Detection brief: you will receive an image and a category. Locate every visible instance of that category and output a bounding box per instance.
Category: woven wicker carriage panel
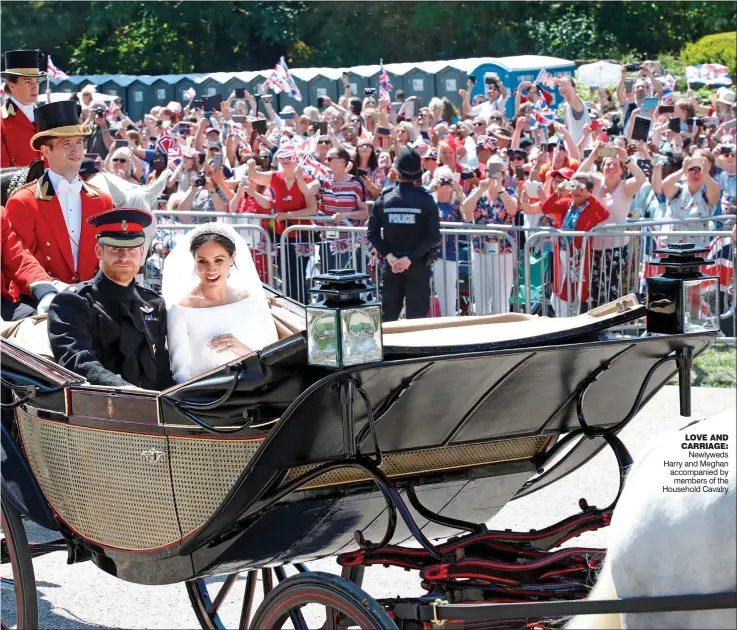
[17,409,182,550]
[168,437,262,534]
[282,435,548,489]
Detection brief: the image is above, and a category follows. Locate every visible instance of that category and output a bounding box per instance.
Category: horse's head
[1,160,45,206]
[89,170,170,254]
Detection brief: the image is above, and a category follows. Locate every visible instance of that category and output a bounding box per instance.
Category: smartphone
[203,94,223,113]
[596,146,618,159]
[356,167,369,177]
[179,122,190,134]
[198,152,206,166]
[313,121,328,135]
[232,114,247,125]
[526,181,542,198]
[631,115,652,142]
[212,153,222,170]
[653,155,668,167]
[252,118,268,135]
[261,95,272,104]
[222,121,230,138]
[85,153,100,160]
[701,116,720,127]
[404,99,415,118]
[583,148,593,159]
[624,78,634,93]
[658,104,675,114]
[515,165,524,180]
[279,112,295,120]
[626,63,642,72]
[317,97,325,109]
[420,130,430,141]
[234,88,246,99]
[364,87,376,97]
[114,139,127,149]
[636,158,652,170]
[469,75,477,85]
[377,126,391,136]
[668,117,681,133]
[192,99,203,109]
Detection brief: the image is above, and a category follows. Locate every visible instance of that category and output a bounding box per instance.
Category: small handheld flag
[46,56,69,81]
[264,56,302,102]
[378,60,393,100]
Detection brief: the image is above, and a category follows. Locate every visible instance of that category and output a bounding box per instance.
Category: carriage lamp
[645,243,719,335]
[306,270,383,368]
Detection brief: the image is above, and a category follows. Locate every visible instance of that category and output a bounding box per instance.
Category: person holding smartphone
[355,140,384,200]
[461,157,518,315]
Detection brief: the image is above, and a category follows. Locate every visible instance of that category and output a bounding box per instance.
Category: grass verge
[668,344,737,388]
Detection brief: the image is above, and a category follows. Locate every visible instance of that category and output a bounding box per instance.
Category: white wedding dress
[162,223,279,383]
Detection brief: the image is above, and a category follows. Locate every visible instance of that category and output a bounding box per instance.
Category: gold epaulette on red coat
[1,101,17,119]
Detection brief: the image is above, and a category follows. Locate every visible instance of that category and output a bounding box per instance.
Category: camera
[364,87,376,97]
[626,63,642,72]
[563,180,578,191]
[95,108,106,117]
[195,173,207,187]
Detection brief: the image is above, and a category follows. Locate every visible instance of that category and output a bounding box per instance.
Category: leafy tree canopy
[1,1,734,75]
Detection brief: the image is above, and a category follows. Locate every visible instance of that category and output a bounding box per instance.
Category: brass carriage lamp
[645,243,719,335]
[306,270,383,368]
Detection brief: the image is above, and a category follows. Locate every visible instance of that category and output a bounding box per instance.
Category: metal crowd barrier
[145,211,735,342]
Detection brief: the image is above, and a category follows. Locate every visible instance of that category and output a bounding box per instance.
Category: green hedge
[680,32,737,78]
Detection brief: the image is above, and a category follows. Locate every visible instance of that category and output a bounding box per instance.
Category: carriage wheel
[1,495,38,630]
[250,571,397,630]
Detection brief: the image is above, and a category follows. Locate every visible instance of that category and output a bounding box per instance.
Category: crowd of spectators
[69,62,736,316]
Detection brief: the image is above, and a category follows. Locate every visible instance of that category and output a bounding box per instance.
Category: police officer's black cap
[88,208,153,248]
[394,146,423,181]
[2,49,45,78]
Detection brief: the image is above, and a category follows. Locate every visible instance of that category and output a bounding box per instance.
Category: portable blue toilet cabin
[126,77,156,121]
[173,75,204,106]
[350,64,380,97]
[393,61,439,108]
[435,60,475,110]
[198,74,228,100]
[150,76,175,109]
[222,71,253,100]
[467,55,575,118]
[338,67,371,105]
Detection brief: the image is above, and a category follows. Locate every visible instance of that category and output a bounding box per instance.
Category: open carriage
[1,263,734,628]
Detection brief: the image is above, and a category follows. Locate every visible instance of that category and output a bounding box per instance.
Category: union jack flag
[107,98,118,118]
[378,60,393,100]
[534,68,556,88]
[703,235,734,288]
[167,145,183,170]
[46,56,69,81]
[658,74,677,103]
[529,96,555,129]
[686,64,732,87]
[264,56,302,101]
[299,152,331,182]
[155,129,174,155]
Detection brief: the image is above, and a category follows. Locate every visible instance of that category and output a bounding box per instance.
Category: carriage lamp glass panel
[682,278,719,332]
[307,309,340,367]
[340,306,383,367]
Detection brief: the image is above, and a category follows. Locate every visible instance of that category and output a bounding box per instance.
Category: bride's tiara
[188,222,237,247]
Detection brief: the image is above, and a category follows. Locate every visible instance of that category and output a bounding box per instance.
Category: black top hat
[2,49,45,78]
[30,100,90,151]
[88,208,153,248]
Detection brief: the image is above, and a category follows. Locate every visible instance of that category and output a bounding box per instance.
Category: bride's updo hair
[189,230,237,258]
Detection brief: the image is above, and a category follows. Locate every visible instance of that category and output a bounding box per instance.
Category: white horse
[567,407,736,629]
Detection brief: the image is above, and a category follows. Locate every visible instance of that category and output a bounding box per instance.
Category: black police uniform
[47,271,174,389]
[367,182,441,321]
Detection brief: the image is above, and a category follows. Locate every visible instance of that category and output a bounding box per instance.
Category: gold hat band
[30,125,92,150]
[4,68,45,75]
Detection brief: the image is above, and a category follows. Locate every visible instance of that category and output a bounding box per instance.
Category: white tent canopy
[576,61,623,88]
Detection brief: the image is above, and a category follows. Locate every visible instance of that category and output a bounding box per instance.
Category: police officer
[47,208,174,389]
[367,146,441,321]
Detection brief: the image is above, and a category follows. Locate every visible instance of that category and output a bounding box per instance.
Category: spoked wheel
[187,564,310,629]
[250,571,397,630]
[1,495,38,630]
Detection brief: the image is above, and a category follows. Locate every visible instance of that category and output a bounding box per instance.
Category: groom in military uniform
[47,208,174,390]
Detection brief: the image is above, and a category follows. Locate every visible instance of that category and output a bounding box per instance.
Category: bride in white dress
[162,223,278,383]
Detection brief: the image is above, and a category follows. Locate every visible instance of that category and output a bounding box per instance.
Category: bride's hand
[208,334,252,356]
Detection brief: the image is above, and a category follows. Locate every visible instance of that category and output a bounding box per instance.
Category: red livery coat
[1,208,53,302]
[4,171,113,284]
[1,100,41,168]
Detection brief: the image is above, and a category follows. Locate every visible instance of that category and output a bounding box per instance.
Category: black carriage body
[0,306,714,585]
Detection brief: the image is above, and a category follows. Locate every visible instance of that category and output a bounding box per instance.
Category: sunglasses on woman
[112,158,128,163]
[317,140,331,145]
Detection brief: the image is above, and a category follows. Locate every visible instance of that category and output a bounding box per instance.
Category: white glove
[36,292,57,316]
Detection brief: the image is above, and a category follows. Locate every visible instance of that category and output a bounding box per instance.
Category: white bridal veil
[161,222,269,309]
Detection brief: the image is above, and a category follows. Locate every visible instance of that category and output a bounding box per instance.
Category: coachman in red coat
[4,100,112,285]
[1,49,45,168]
